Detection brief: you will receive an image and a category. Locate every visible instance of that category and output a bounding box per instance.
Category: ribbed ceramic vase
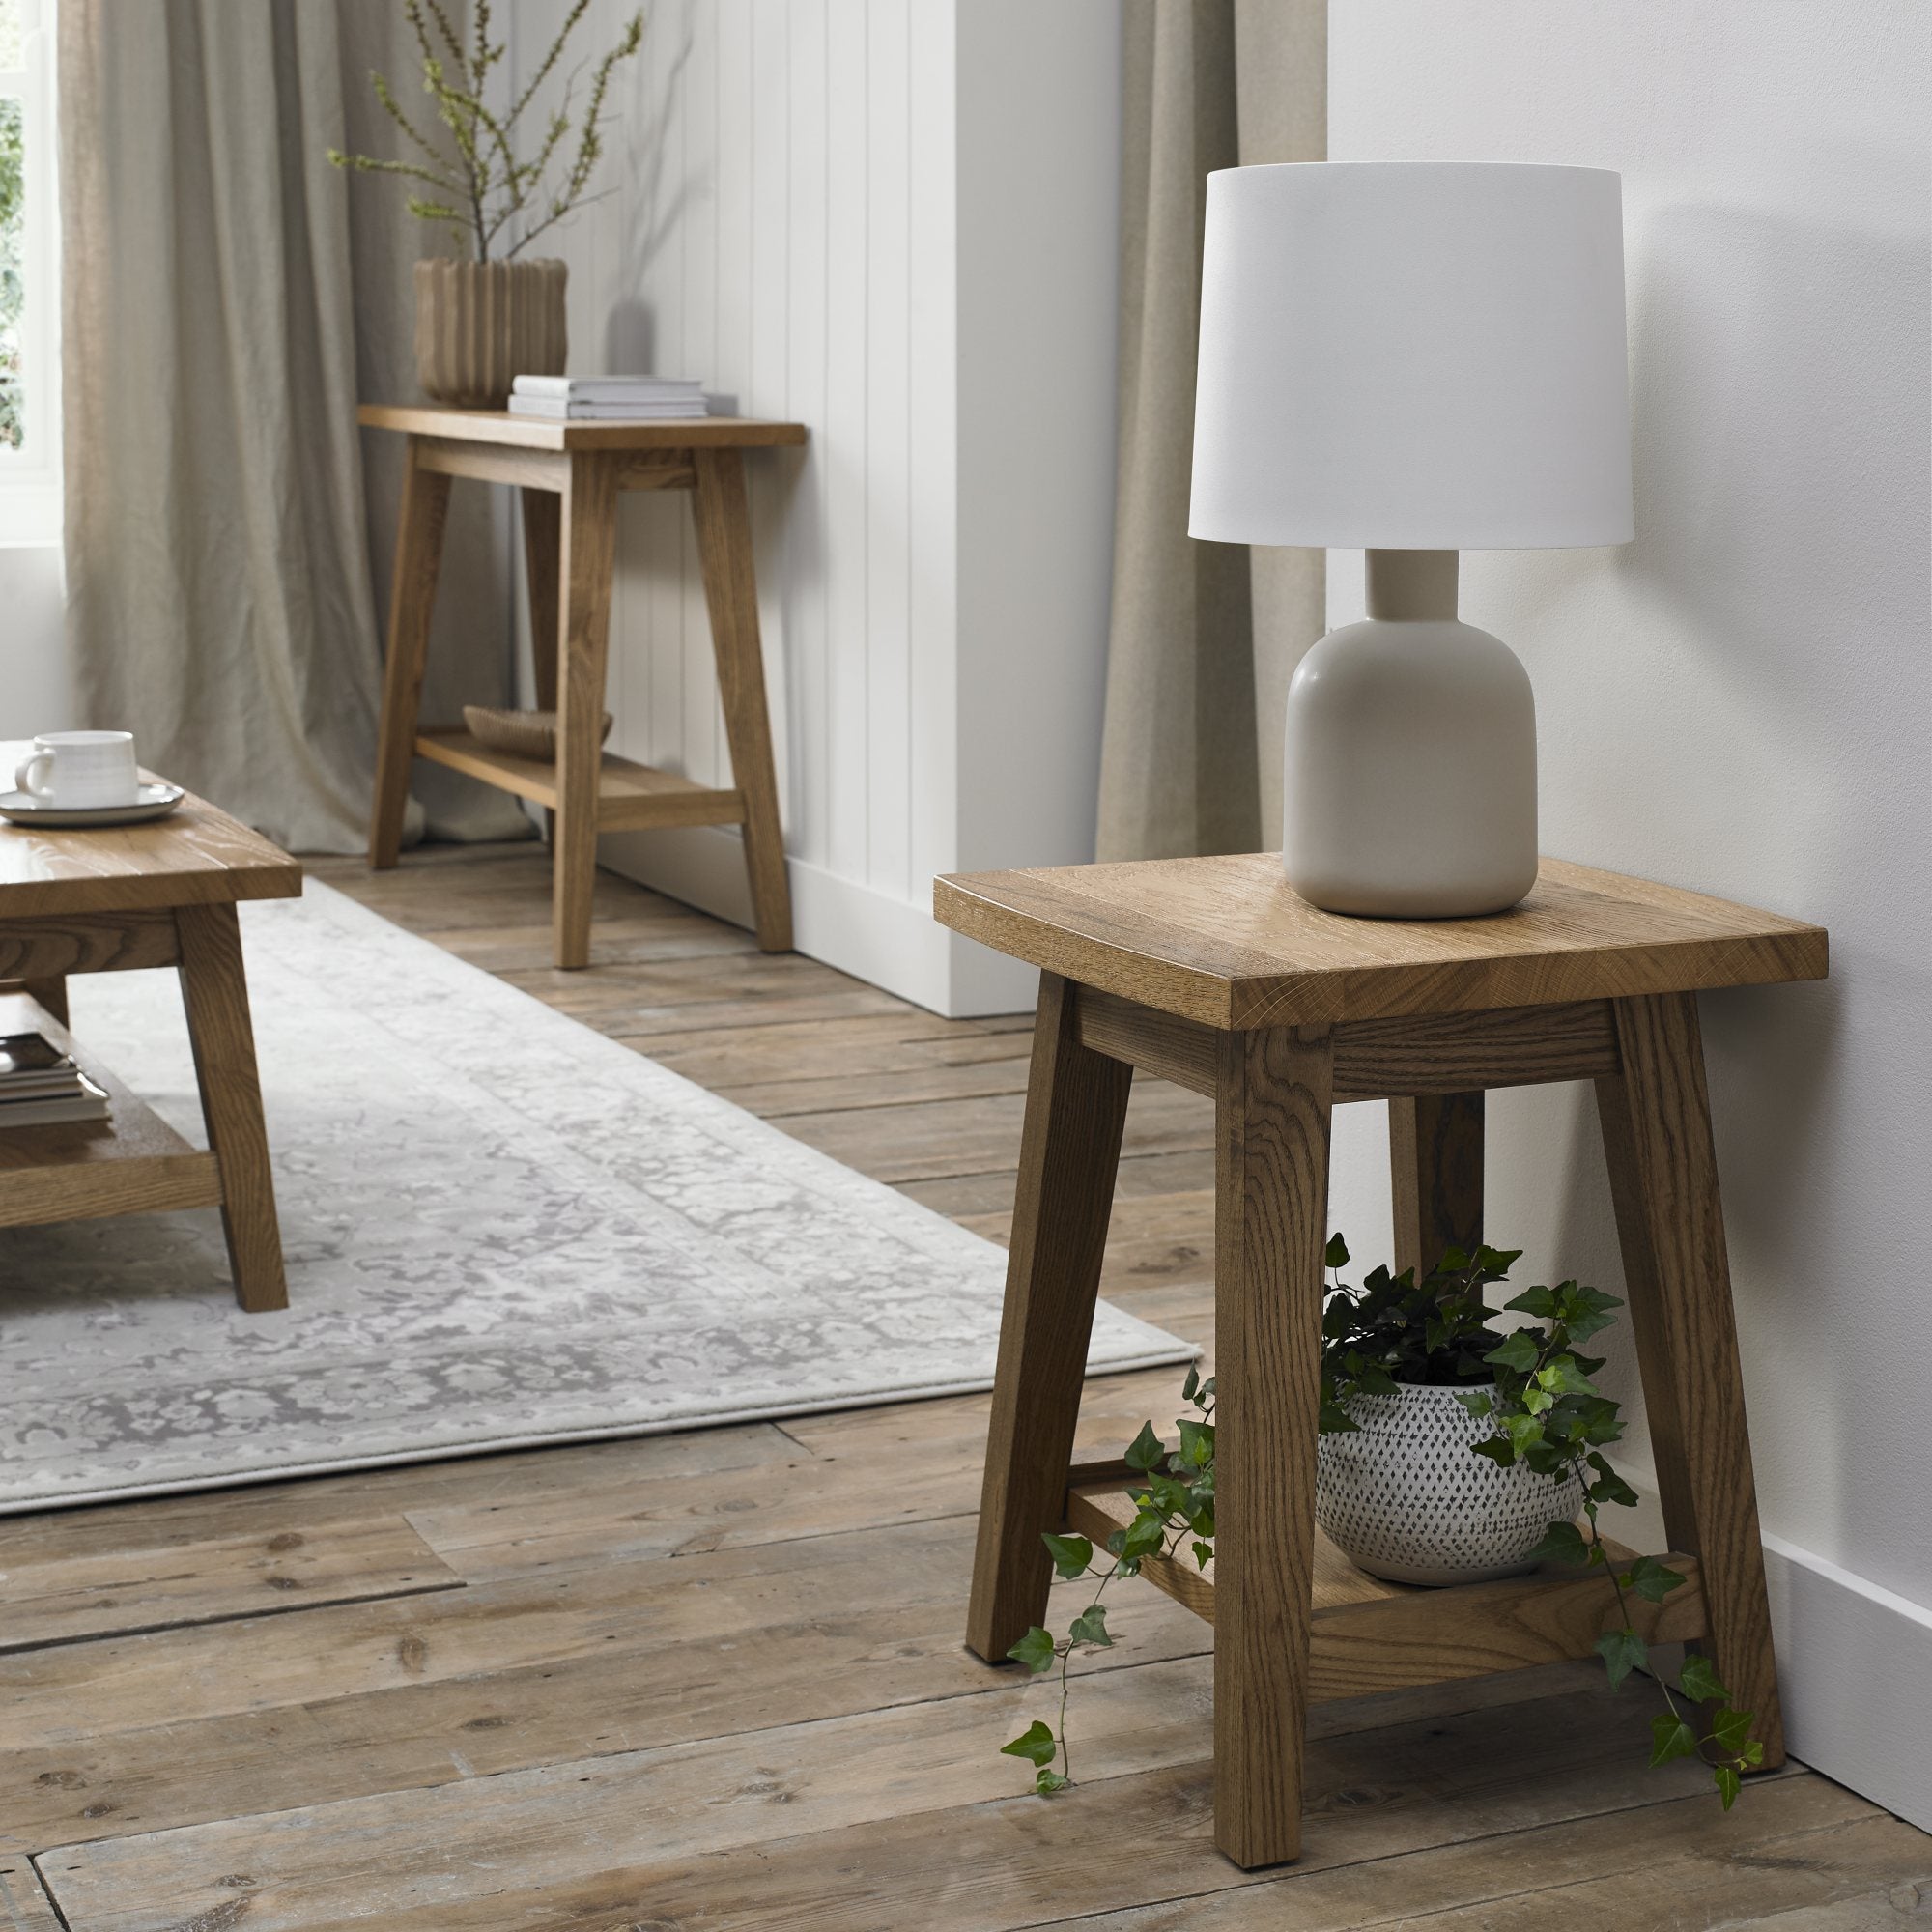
[1316,1381,1585,1586]
[414,259,568,409]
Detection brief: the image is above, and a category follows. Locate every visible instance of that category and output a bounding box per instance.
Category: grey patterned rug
[0,882,1189,1513]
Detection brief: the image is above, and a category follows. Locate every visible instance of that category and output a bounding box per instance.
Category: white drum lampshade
[1189,162,1634,917]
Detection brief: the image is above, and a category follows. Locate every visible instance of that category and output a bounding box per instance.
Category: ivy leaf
[1035,1768,1071,1794]
[1319,1401,1359,1435]
[1470,1435,1516,1467]
[1677,1654,1730,1706]
[1558,1285,1625,1344]
[1067,1604,1113,1649]
[1455,1389,1494,1419]
[1040,1533,1093,1581]
[1521,1388,1554,1415]
[1006,1626,1056,1674]
[1596,1626,1648,1690]
[1120,1511,1166,1561]
[1475,1244,1523,1274]
[1436,1245,1469,1272]
[1191,1539,1214,1570]
[1585,1454,1639,1509]
[1538,1356,1600,1396]
[1649,1712,1700,1767]
[1324,1233,1350,1268]
[1180,1364,1200,1404]
[1526,1520,1591,1568]
[1485,1329,1542,1374]
[1710,1706,1754,1756]
[1176,1417,1214,1468]
[1714,1763,1741,1809]
[1001,1719,1059,1766]
[1503,1412,1546,1458]
[1503,1285,1560,1319]
[1622,1555,1688,1605]
[1124,1422,1165,1472]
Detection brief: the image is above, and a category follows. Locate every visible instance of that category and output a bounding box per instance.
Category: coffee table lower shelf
[1065,1460,1706,1703]
[0,993,220,1229]
[414,727,747,832]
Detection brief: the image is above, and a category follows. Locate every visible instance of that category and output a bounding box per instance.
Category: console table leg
[1214,1023,1333,1869]
[694,447,793,953]
[1597,991,1786,1766]
[966,974,1131,1662]
[20,977,67,1028]
[1389,1090,1484,1279]
[521,487,562,849]
[553,454,620,971]
[176,903,287,1314]
[369,440,451,870]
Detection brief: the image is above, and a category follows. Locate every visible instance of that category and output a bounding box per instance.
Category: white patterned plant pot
[1315,1380,1585,1586]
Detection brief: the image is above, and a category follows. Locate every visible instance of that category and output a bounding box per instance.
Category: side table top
[934,852,1827,1029]
[357,404,808,451]
[0,756,301,921]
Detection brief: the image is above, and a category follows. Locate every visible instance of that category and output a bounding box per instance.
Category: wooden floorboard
[1,846,1916,1929]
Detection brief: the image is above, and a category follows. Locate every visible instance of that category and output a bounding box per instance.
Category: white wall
[0,544,69,735]
[1328,0,1932,1827]
[509,0,1122,1013]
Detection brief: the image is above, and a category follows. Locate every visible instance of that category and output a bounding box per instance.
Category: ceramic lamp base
[1282,550,1537,919]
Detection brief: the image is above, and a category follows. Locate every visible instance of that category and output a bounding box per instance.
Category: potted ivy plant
[1000,1234,1766,1813]
[328,0,643,408]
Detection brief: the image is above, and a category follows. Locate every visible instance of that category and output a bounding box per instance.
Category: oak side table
[0,773,300,1312]
[934,851,1828,1869]
[359,406,807,970]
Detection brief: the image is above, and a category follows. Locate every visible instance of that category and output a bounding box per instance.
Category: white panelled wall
[507,0,1122,1014]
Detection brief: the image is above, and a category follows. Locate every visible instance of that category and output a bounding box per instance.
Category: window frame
[0,0,59,546]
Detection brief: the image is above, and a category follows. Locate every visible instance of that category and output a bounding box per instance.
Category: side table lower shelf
[0,993,221,1228]
[1065,1460,1706,1704]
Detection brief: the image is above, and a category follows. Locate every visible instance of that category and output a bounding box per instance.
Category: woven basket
[1315,1380,1585,1586]
[463,706,613,762]
[415,259,568,410]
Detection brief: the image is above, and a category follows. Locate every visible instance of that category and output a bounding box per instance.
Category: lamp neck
[1366,549,1459,622]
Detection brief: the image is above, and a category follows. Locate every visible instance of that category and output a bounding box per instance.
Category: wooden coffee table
[936,851,1828,1868]
[0,769,301,1312]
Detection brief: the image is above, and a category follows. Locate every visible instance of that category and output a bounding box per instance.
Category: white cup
[14,731,141,809]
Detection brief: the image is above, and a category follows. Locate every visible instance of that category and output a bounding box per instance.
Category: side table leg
[369,439,452,869]
[1389,1091,1484,1278]
[966,974,1131,1662]
[693,447,793,952]
[1596,991,1786,1766]
[176,903,287,1314]
[1214,1023,1333,1869]
[21,977,67,1028]
[553,454,620,971]
[521,487,562,848]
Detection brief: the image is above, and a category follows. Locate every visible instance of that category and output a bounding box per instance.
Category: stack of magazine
[507,375,709,421]
[0,1032,109,1128]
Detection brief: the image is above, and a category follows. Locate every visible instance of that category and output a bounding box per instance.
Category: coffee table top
[357,404,808,452]
[0,753,300,920]
[934,853,1827,1029]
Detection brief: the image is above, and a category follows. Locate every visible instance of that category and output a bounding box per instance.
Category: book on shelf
[512,374,704,402]
[506,395,709,421]
[0,1031,111,1126]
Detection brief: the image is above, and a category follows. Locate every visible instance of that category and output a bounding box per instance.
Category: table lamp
[1189,162,1634,917]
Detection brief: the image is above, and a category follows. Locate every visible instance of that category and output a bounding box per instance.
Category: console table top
[357,404,807,451]
[933,852,1827,1029]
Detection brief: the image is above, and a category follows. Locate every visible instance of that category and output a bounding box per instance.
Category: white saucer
[0,782,186,828]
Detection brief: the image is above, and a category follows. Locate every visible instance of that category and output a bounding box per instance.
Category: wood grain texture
[965,975,1133,1662]
[356,403,808,450]
[0,768,300,920]
[367,440,452,870]
[0,1855,62,1931]
[1389,1091,1485,1278]
[1595,992,1786,1767]
[413,437,570,490]
[175,903,287,1313]
[519,488,561,713]
[14,977,65,1027]
[0,1512,460,1653]
[0,992,220,1228]
[551,451,621,971]
[1075,987,1616,1102]
[936,853,1828,1029]
[1212,1023,1333,1868]
[693,446,794,952]
[412,729,746,831]
[0,909,180,980]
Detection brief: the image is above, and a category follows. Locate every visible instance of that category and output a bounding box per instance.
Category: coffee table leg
[1214,1023,1333,1869]
[967,974,1131,1662]
[176,903,287,1313]
[553,453,620,971]
[1596,992,1786,1767]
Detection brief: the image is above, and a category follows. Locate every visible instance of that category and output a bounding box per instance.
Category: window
[0,0,57,543]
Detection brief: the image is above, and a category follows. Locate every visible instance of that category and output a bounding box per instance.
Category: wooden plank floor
[5,845,1924,1930]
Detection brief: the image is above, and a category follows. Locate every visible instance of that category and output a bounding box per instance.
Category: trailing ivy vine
[1001,1235,1765,1811]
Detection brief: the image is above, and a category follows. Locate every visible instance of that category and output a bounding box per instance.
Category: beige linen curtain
[1096,0,1326,861]
[59,0,524,853]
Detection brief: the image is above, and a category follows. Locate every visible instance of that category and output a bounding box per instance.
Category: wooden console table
[359,405,807,970]
[0,775,300,1312]
[934,851,1828,1869]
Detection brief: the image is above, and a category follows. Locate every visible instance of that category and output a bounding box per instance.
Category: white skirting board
[593,822,1038,1020]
